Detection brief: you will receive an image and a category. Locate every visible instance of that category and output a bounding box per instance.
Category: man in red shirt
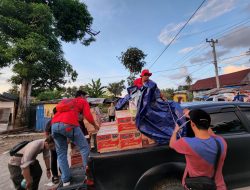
[133,69,152,88]
[170,109,227,190]
[51,90,99,187]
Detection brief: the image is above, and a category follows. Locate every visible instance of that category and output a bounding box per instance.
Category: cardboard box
[141,134,157,147]
[119,131,142,150]
[70,148,83,167]
[101,121,117,128]
[118,122,137,133]
[97,125,119,153]
[84,107,102,133]
[115,110,133,124]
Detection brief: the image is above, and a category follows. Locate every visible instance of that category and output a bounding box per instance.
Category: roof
[190,69,250,91]
[0,93,18,102]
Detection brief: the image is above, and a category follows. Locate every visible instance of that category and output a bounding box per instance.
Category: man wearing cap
[133,69,152,88]
[169,109,227,190]
[134,69,166,100]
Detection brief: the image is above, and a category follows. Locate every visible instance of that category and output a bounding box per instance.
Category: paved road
[0,153,53,190]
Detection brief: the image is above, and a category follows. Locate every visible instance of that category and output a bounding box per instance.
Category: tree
[107,80,125,97]
[185,75,193,101]
[7,84,20,96]
[160,88,175,100]
[0,0,97,127]
[85,79,106,98]
[185,75,193,89]
[177,85,189,91]
[37,90,62,101]
[118,47,147,86]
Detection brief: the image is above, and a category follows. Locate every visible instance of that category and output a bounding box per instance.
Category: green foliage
[160,88,175,100]
[7,84,20,96]
[0,0,83,91]
[107,80,125,97]
[85,78,106,98]
[127,74,136,87]
[118,47,147,74]
[37,89,62,101]
[185,75,193,89]
[177,85,189,91]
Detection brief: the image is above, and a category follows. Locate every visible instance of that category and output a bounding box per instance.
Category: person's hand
[46,170,51,179]
[26,177,32,190]
[173,123,180,134]
[94,123,100,131]
[183,108,190,118]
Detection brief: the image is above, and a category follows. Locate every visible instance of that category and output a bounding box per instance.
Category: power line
[148,0,207,69]
[174,19,250,67]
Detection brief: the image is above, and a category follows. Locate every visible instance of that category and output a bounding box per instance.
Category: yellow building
[173,91,187,103]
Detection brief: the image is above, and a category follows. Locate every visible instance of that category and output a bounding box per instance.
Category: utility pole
[206,38,220,89]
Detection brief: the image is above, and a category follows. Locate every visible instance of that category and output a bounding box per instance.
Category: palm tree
[185,75,193,88]
[86,78,106,98]
[107,80,125,97]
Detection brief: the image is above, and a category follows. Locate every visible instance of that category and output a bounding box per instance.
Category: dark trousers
[109,116,115,122]
[8,160,42,190]
[51,149,59,177]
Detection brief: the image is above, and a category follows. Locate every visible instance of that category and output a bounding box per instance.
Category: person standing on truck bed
[169,109,227,190]
[51,90,100,187]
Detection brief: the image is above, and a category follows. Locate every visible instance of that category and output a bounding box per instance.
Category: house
[0,93,18,131]
[190,69,250,97]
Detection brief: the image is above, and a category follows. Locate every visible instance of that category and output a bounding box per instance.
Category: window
[210,112,246,134]
[206,98,213,101]
[218,98,225,101]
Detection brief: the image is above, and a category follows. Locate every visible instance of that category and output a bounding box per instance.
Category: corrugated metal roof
[190,69,250,91]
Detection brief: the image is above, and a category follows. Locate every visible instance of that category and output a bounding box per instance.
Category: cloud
[0,67,13,93]
[158,0,236,45]
[191,0,236,23]
[158,22,185,45]
[189,49,230,64]
[178,47,194,54]
[244,3,250,12]
[168,67,188,80]
[220,27,250,49]
[223,65,249,74]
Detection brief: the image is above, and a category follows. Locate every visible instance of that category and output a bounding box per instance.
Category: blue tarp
[116,80,186,144]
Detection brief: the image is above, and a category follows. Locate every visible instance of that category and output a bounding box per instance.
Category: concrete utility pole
[206,38,220,89]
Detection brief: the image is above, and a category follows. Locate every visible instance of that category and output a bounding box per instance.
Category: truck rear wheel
[153,178,183,190]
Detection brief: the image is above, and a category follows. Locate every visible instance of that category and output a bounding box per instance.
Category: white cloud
[220,27,250,49]
[223,65,249,74]
[190,49,230,64]
[191,0,236,23]
[0,67,13,93]
[158,22,185,45]
[244,3,250,12]
[178,47,194,54]
[168,67,189,80]
[158,0,236,45]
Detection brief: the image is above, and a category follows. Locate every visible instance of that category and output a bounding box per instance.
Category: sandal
[52,176,60,184]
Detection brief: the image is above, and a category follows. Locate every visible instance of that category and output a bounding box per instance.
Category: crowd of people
[8,69,228,190]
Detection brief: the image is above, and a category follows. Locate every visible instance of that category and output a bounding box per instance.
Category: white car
[205,95,227,101]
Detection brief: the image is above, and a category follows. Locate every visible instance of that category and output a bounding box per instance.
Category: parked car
[87,102,250,190]
[205,95,227,101]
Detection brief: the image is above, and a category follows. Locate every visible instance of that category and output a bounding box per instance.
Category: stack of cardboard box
[96,110,156,153]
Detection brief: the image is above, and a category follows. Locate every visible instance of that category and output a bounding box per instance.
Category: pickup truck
[87,102,250,190]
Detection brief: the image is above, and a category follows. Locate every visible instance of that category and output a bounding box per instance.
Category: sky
[0,0,250,93]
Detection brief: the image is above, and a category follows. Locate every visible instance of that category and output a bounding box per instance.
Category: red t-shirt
[133,78,143,88]
[52,97,94,127]
[172,135,227,190]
